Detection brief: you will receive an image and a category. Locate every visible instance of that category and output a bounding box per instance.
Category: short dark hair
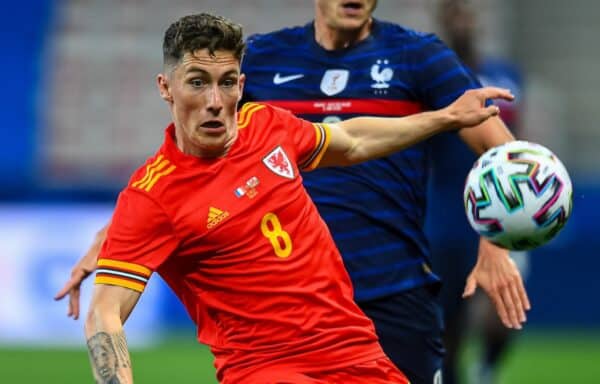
[162,13,245,68]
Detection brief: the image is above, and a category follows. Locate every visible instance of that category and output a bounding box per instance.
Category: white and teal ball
[464,141,573,250]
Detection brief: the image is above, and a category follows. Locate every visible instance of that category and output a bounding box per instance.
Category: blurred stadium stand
[1,0,598,347]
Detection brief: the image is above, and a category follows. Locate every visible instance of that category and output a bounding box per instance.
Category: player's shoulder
[237,101,268,129]
[237,102,296,130]
[246,23,311,53]
[126,151,177,199]
[373,19,443,47]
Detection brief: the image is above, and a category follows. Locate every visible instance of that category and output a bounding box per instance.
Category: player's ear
[157,73,173,103]
[238,73,246,101]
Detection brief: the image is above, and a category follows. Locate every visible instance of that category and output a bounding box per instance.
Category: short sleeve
[273,106,331,171]
[415,35,483,109]
[94,188,178,292]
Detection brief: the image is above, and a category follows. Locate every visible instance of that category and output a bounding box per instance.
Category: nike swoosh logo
[273,73,304,85]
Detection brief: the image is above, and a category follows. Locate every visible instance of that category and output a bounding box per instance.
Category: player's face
[315,0,377,31]
[440,4,476,46]
[158,49,244,158]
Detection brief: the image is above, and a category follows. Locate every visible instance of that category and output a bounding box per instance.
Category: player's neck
[314,19,372,50]
[173,126,238,159]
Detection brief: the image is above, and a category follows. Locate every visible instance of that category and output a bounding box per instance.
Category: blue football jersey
[242,19,483,301]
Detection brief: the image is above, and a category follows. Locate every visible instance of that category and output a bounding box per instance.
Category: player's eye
[189,78,205,88]
[221,78,237,88]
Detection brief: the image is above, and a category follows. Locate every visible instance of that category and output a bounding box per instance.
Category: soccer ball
[463,141,573,250]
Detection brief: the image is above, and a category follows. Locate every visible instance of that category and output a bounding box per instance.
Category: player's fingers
[477,86,514,101]
[501,286,521,329]
[57,267,90,299]
[54,277,79,301]
[517,276,531,311]
[484,105,501,118]
[487,290,512,328]
[462,275,477,298]
[491,290,511,328]
[466,106,500,127]
[509,281,526,324]
[70,287,81,320]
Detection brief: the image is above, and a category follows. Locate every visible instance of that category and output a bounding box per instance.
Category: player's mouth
[200,120,226,133]
[341,1,364,16]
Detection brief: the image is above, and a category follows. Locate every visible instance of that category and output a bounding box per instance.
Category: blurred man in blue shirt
[430,1,528,383]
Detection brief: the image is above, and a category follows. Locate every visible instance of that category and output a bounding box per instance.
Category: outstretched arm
[85,284,141,384]
[318,87,513,167]
[54,222,110,319]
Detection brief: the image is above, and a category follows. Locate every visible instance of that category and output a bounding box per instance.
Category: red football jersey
[95,103,384,382]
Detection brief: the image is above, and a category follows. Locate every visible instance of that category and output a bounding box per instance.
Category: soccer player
[239,1,528,383]
[56,2,530,383]
[75,12,512,384]
[431,1,528,383]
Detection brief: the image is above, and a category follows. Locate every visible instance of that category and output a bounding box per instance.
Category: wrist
[479,237,509,257]
[432,108,459,132]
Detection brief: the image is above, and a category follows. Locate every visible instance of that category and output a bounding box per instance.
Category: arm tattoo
[87,331,131,384]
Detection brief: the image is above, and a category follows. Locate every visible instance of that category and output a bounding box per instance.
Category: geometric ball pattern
[464,141,573,250]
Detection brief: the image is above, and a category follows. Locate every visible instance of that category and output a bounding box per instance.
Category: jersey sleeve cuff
[94,258,153,292]
[300,123,331,171]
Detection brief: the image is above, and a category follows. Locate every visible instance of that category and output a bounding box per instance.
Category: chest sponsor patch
[320,69,349,96]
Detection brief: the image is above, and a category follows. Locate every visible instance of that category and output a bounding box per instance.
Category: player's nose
[206,85,224,113]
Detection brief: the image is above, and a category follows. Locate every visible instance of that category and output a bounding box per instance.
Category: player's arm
[458,115,515,154]
[55,222,110,319]
[85,284,141,383]
[456,115,530,330]
[318,87,512,167]
[411,36,530,329]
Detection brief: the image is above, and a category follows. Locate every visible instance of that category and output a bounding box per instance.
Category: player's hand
[54,225,108,319]
[443,87,514,130]
[462,237,531,329]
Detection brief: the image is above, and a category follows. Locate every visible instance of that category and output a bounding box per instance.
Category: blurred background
[2,0,599,382]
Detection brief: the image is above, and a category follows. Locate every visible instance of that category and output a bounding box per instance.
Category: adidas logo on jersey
[207,206,230,229]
